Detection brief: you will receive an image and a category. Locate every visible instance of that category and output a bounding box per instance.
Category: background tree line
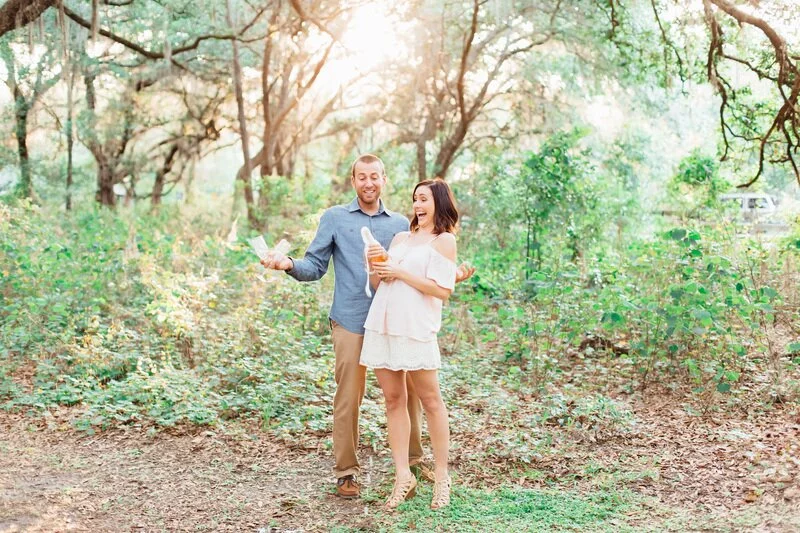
[0,0,798,226]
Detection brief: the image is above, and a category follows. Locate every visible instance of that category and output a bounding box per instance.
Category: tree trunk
[151,176,164,206]
[285,148,295,178]
[432,122,468,180]
[226,0,256,227]
[65,64,75,210]
[85,71,114,207]
[13,87,32,198]
[151,144,178,206]
[96,157,115,206]
[256,143,276,212]
[184,157,197,205]
[83,69,123,208]
[416,139,427,181]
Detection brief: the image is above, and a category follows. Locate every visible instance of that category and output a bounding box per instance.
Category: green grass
[347,484,641,532]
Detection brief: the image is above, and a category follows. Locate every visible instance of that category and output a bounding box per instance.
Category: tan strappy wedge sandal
[430,475,451,509]
[385,474,418,509]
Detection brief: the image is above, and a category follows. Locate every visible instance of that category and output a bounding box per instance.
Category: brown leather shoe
[336,475,360,499]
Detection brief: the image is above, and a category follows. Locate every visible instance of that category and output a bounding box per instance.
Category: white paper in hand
[273,239,291,255]
[248,235,270,260]
[248,236,291,281]
[248,236,291,260]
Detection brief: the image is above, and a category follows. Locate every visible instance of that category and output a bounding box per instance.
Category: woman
[360,178,459,510]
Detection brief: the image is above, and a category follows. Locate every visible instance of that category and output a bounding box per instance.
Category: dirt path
[0,412,377,532]
[581,399,800,530]
[1,398,799,532]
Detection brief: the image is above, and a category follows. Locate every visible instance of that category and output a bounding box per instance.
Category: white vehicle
[718,192,778,221]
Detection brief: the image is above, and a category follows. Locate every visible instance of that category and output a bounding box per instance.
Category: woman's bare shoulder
[432,232,456,260]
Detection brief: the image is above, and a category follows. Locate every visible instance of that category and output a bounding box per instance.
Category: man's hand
[455,262,475,283]
[260,250,293,271]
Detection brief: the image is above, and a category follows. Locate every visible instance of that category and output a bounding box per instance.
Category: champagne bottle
[360,227,387,297]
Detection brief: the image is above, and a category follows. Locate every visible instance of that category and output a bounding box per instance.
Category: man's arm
[262,210,335,281]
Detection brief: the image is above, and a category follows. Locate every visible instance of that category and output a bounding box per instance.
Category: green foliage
[539,393,635,438]
[667,149,729,213]
[453,144,795,406]
[1,175,797,441]
[465,130,616,283]
[519,129,599,268]
[0,202,335,433]
[453,209,796,405]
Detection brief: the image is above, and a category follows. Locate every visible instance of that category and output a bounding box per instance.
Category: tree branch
[456,0,480,123]
[288,0,340,41]
[650,0,686,86]
[63,5,265,61]
[704,0,799,187]
[0,0,55,38]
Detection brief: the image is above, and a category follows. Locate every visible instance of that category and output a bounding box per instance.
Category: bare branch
[721,53,779,82]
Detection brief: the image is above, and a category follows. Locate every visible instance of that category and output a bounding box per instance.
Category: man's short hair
[350,154,385,178]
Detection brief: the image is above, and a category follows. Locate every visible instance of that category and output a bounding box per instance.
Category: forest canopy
[0,0,798,210]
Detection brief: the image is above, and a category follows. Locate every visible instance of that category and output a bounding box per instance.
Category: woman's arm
[374,233,457,302]
[395,269,452,301]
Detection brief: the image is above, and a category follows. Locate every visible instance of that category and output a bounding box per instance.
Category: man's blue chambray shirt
[286,197,410,334]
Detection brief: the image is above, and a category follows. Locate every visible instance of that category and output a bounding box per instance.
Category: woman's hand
[455,262,475,283]
[372,259,404,282]
[366,243,388,263]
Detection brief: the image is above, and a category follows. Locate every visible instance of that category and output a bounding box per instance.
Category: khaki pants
[331,320,424,478]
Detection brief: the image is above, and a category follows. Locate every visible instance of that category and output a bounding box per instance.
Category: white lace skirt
[360,330,441,371]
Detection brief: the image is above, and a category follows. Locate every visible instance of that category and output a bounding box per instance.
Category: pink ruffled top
[363,236,457,342]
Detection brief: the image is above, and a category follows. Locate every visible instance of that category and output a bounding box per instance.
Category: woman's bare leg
[408,370,449,480]
[374,369,413,482]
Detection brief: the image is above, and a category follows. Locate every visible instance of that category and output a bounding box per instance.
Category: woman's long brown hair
[410,178,459,235]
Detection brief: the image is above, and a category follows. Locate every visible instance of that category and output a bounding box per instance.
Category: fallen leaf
[744,489,759,503]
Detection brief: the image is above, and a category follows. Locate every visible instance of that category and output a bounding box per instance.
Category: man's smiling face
[351,160,386,208]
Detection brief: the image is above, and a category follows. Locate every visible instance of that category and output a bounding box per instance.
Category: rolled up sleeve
[286,209,335,282]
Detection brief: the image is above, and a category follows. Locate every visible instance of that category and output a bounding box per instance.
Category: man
[261,154,473,499]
